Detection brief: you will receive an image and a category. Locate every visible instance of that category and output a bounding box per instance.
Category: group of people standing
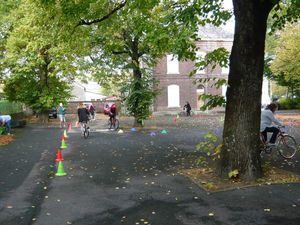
[57,103,96,128]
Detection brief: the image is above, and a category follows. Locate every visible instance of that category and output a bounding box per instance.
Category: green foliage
[196,131,222,164]
[278,98,300,110]
[228,169,239,179]
[0,100,23,114]
[189,47,229,111]
[269,0,300,34]
[1,0,82,111]
[190,48,230,77]
[193,77,227,111]
[122,74,158,125]
[4,73,71,111]
[270,24,300,89]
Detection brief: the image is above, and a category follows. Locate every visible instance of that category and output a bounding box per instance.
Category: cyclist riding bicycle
[260,102,283,146]
[77,103,90,132]
[108,103,117,129]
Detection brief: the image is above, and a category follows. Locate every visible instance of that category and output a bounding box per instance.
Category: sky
[222,0,235,34]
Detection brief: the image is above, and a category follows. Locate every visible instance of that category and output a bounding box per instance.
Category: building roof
[70,81,106,101]
[198,24,233,40]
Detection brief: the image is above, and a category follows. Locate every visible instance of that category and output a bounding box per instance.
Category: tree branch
[76,0,127,27]
[112,51,129,55]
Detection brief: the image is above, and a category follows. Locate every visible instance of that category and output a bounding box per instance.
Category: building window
[222,84,227,98]
[168,85,180,107]
[167,54,179,74]
[221,66,229,74]
[196,51,206,74]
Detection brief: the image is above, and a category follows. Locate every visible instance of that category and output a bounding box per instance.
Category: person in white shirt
[260,102,283,145]
[0,115,12,135]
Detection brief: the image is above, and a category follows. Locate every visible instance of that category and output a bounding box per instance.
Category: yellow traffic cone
[64,130,68,138]
[55,161,67,176]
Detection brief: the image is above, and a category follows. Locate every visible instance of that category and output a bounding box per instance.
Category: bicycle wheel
[277,135,297,159]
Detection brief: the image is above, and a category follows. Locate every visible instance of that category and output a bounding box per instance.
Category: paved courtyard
[0,113,299,225]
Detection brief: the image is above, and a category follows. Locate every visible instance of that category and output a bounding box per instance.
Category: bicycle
[80,121,90,139]
[260,126,298,159]
[179,109,194,117]
[108,116,119,130]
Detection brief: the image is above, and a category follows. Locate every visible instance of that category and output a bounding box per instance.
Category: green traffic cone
[64,130,68,138]
[55,161,67,176]
[60,139,67,149]
[161,129,167,135]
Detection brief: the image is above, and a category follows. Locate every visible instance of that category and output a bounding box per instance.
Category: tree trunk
[219,0,277,180]
[38,111,49,125]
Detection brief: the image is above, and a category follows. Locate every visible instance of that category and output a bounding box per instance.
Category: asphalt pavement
[0,119,300,225]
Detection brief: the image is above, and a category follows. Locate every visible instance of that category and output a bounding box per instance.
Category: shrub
[278,98,300,110]
[0,101,23,114]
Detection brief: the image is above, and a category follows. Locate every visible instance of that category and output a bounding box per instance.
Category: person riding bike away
[77,103,90,132]
[260,102,283,146]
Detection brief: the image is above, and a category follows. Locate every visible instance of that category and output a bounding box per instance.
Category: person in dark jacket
[183,101,192,116]
[77,103,90,132]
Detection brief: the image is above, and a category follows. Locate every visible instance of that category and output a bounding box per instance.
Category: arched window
[167,54,179,74]
[168,85,180,107]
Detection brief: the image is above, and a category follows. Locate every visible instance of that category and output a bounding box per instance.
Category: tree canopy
[270,24,300,95]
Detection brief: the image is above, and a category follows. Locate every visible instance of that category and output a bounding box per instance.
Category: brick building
[153,26,233,112]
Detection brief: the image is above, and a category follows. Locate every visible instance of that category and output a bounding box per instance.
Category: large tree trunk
[219,0,277,180]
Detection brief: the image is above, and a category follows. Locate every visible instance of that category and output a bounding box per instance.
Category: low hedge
[278,98,300,110]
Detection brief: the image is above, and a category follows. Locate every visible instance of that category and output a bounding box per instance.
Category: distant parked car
[48,108,57,119]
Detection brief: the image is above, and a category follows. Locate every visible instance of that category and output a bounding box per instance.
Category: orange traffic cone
[55,149,64,162]
[61,133,66,142]
[68,123,72,132]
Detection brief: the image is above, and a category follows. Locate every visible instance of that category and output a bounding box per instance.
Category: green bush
[0,101,23,114]
[278,98,300,110]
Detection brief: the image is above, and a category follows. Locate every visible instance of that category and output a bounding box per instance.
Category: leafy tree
[219,0,300,180]
[173,0,299,180]
[33,0,300,180]
[1,0,85,121]
[0,0,21,79]
[35,0,217,125]
[270,24,300,96]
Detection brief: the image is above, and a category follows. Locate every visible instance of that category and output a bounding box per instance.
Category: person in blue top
[0,115,12,135]
[58,103,66,128]
[260,102,283,145]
